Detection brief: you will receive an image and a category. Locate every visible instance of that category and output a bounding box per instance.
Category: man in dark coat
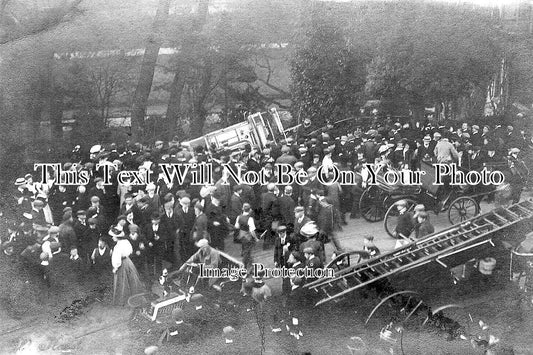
[31,199,48,228]
[278,186,296,227]
[174,196,196,262]
[59,212,77,253]
[84,217,102,256]
[119,193,142,226]
[73,210,89,260]
[275,146,298,165]
[228,185,244,243]
[260,183,280,249]
[205,191,229,251]
[273,225,293,296]
[393,200,414,249]
[228,185,244,224]
[191,202,208,242]
[160,193,179,262]
[144,212,169,275]
[49,185,75,225]
[247,150,263,212]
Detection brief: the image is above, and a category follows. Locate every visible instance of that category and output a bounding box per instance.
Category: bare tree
[165,0,210,139]
[130,0,170,142]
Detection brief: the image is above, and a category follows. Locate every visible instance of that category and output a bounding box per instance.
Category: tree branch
[256,78,290,97]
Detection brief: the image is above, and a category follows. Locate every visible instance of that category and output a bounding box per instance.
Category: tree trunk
[409,102,425,123]
[49,86,63,156]
[165,70,186,139]
[130,0,169,142]
[30,78,45,143]
[164,0,209,141]
[45,50,63,156]
[189,111,206,137]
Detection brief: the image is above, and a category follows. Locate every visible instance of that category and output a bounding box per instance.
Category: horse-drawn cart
[358,161,511,237]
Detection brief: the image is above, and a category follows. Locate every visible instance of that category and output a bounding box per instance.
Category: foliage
[288,1,505,123]
[290,19,366,128]
[164,1,296,137]
[364,3,501,119]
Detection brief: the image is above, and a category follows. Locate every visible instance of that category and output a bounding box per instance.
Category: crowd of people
[1,116,531,311]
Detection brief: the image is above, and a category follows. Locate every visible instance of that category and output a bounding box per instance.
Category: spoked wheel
[447,196,480,224]
[384,199,417,237]
[359,186,387,222]
[326,251,368,273]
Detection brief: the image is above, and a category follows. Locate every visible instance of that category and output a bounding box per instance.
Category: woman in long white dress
[111,228,145,306]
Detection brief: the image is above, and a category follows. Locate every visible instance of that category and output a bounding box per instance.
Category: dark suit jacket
[143,223,169,254]
[274,233,293,267]
[175,205,196,236]
[205,203,229,238]
[192,213,208,242]
[395,211,414,238]
[160,209,179,239]
[415,220,435,239]
[261,192,280,222]
[120,203,142,226]
[278,195,295,225]
[229,193,243,224]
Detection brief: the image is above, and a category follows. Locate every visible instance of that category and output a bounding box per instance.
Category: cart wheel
[360,187,387,222]
[447,196,480,224]
[325,251,365,272]
[384,199,417,237]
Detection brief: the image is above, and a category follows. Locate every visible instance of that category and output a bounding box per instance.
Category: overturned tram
[182,108,291,152]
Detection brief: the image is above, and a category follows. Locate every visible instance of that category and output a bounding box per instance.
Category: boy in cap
[363,235,380,259]
[84,216,102,248]
[414,211,434,239]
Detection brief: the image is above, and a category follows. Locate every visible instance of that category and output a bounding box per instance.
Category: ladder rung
[347,274,363,284]
[493,212,512,223]
[361,271,377,279]
[384,261,401,269]
[314,201,533,307]
[482,217,499,227]
[496,211,516,222]
[371,265,389,274]
[504,208,520,219]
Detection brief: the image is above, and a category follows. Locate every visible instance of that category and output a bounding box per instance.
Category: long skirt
[113,257,145,306]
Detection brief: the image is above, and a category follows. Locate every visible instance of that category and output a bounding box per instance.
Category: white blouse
[112,239,133,270]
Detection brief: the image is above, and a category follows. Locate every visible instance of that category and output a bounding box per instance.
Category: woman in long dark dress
[110,228,145,306]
